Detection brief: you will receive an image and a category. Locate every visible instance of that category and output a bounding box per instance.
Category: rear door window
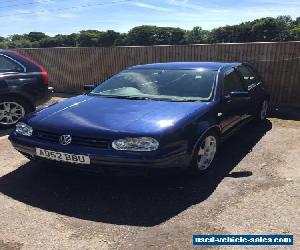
[0,55,23,72]
[223,68,245,96]
[237,65,259,90]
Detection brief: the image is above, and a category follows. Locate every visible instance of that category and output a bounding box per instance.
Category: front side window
[90,69,217,101]
[223,69,245,96]
[0,55,23,72]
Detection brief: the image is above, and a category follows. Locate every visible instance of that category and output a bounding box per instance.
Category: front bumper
[9,132,190,172]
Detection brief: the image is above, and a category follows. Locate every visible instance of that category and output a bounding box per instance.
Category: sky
[0,0,299,36]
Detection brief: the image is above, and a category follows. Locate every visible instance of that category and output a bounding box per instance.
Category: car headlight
[112,137,159,151]
[16,122,33,136]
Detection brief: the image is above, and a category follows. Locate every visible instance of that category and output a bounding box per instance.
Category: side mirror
[83,84,96,91]
[229,91,250,99]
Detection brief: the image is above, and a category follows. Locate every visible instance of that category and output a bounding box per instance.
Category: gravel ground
[0,96,299,250]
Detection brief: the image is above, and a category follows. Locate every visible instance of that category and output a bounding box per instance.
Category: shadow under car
[0,120,272,227]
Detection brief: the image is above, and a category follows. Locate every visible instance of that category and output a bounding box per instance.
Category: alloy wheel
[0,102,25,125]
[197,135,217,170]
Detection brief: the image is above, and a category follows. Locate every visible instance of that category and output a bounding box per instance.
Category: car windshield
[90,69,217,101]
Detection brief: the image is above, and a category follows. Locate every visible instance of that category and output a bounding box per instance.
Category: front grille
[33,130,111,149]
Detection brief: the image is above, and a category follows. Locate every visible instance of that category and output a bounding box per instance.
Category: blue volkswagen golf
[9,62,269,175]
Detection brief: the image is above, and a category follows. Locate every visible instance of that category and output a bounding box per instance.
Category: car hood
[26,95,212,137]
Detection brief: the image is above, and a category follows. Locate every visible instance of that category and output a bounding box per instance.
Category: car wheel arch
[190,125,221,156]
[0,93,34,111]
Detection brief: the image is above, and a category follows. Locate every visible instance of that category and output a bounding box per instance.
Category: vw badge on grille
[59,134,72,145]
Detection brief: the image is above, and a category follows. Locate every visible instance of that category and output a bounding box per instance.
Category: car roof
[129,62,242,71]
[0,49,14,56]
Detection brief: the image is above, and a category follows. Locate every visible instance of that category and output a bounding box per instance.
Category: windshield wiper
[91,94,151,100]
[149,97,201,102]
[91,94,204,102]
[121,96,152,100]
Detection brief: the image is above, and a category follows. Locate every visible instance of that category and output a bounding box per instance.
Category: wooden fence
[17,42,300,107]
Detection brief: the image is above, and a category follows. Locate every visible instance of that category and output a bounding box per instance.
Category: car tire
[188,131,219,175]
[0,96,31,129]
[256,99,269,121]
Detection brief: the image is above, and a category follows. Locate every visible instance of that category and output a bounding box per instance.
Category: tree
[7,33,41,48]
[39,37,61,48]
[9,34,28,41]
[290,23,300,40]
[7,39,34,48]
[0,15,299,48]
[0,37,8,49]
[155,27,185,45]
[27,32,48,42]
[210,22,252,43]
[51,34,78,47]
[185,26,210,44]
[288,16,300,40]
[64,33,78,47]
[98,30,121,46]
[114,33,127,46]
[275,15,293,41]
[77,30,101,47]
[126,25,156,45]
[126,25,185,45]
[0,42,8,49]
[251,17,281,41]
[210,26,233,43]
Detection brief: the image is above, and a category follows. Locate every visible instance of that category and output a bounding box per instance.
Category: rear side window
[0,55,23,72]
[223,69,245,96]
[237,65,259,90]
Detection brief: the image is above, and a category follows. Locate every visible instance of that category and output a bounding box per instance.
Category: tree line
[0,15,299,48]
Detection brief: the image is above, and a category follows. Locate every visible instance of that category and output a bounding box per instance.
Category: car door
[244,64,267,111]
[236,64,261,115]
[219,67,250,135]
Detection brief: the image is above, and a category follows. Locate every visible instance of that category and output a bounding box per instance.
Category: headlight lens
[112,137,159,151]
[15,122,33,136]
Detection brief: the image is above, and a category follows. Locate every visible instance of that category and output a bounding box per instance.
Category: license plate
[36,148,90,165]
